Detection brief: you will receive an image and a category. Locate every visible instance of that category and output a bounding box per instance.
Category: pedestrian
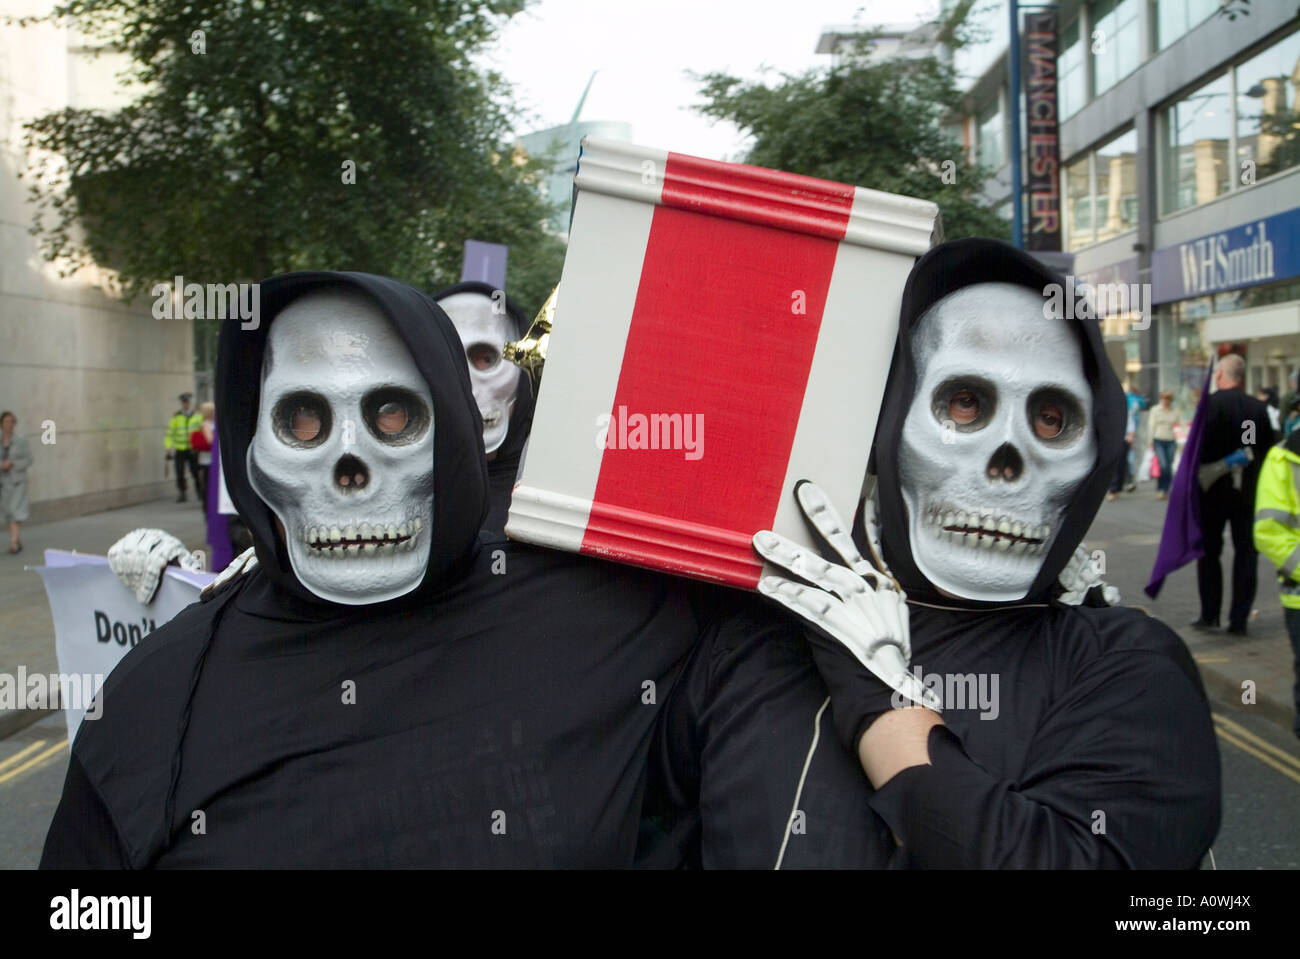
[1252,430,1300,738]
[165,392,202,503]
[1281,370,1299,421]
[1256,386,1281,434]
[1193,353,1276,635]
[1125,382,1147,491]
[1,411,33,554]
[1107,381,1142,500]
[1286,397,1300,438]
[191,401,216,516]
[1151,389,1178,500]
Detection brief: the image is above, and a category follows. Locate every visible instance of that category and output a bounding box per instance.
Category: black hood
[863,237,1127,606]
[216,271,489,607]
[432,280,535,474]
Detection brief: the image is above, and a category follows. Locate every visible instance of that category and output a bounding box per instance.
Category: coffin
[506,137,941,588]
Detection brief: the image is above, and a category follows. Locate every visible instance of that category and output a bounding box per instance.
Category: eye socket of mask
[930,376,998,432]
[273,391,332,447]
[466,342,502,372]
[361,387,431,445]
[1026,387,1086,445]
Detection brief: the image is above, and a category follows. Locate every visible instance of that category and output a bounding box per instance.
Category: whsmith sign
[1151,206,1298,304]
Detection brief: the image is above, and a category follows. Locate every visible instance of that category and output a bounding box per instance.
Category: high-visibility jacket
[165,410,202,452]
[1253,441,1300,609]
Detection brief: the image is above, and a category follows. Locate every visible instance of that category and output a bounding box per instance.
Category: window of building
[978,100,1005,169]
[1095,129,1139,243]
[1090,0,1140,97]
[1063,153,1094,250]
[1235,29,1300,184]
[1059,16,1086,120]
[1155,0,1221,51]
[1159,72,1232,214]
[1062,129,1139,252]
[1157,301,1208,406]
[1211,277,1300,314]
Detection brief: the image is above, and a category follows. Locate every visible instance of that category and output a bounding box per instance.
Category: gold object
[504,285,556,379]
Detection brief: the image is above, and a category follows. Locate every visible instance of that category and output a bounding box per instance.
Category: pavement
[1,478,1295,741]
[1087,480,1299,738]
[0,496,209,739]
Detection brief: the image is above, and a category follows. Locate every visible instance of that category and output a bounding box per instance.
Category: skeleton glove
[753,482,942,753]
[108,528,201,605]
[1057,543,1121,606]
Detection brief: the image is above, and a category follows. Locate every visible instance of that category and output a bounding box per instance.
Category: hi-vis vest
[165,411,202,452]
[1253,442,1300,609]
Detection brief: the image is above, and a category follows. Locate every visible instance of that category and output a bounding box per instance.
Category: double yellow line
[0,737,69,786]
[1213,713,1300,786]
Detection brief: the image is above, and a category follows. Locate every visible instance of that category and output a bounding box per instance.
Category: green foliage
[693,15,1010,243]
[18,0,561,313]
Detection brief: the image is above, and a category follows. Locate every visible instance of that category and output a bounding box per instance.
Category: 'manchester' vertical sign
[1025,11,1061,252]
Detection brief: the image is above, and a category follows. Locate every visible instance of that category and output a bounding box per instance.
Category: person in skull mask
[41,271,722,868]
[433,281,535,537]
[644,238,1220,868]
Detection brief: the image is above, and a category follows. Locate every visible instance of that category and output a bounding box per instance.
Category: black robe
[40,271,721,868]
[642,238,1222,868]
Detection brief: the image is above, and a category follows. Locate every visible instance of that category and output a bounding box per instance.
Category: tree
[692,7,1010,242]
[17,0,562,327]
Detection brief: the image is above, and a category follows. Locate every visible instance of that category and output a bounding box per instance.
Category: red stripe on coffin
[659,151,857,239]
[582,499,762,585]
[578,154,850,587]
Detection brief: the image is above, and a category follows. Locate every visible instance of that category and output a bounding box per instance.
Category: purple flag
[206,433,233,573]
[1145,363,1214,598]
[460,240,508,291]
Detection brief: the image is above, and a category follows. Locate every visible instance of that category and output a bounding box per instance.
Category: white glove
[751,481,941,714]
[107,528,201,605]
[199,547,259,600]
[1057,543,1120,606]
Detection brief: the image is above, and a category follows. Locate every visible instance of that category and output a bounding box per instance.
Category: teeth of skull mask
[247,289,435,605]
[438,291,520,455]
[897,282,1096,602]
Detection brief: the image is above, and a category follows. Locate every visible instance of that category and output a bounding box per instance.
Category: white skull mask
[438,291,520,455]
[247,289,435,605]
[897,282,1096,602]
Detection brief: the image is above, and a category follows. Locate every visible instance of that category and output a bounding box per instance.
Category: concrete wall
[0,4,193,522]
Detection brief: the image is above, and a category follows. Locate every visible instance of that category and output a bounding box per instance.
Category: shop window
[978,100,1005,169]
[1064,153,1094,250]
[1095,129,1139,243]
[1236,30,1300,184]
[1059,16,1086,120]
[1062,129,1138,251]
[1090,0,1140,97]
[1159,72,1232,214]
[1155,0,1222,51]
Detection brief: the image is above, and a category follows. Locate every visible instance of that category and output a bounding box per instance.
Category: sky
[489,0,941,162]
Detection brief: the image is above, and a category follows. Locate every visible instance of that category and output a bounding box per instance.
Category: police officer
[165,392,202,503]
